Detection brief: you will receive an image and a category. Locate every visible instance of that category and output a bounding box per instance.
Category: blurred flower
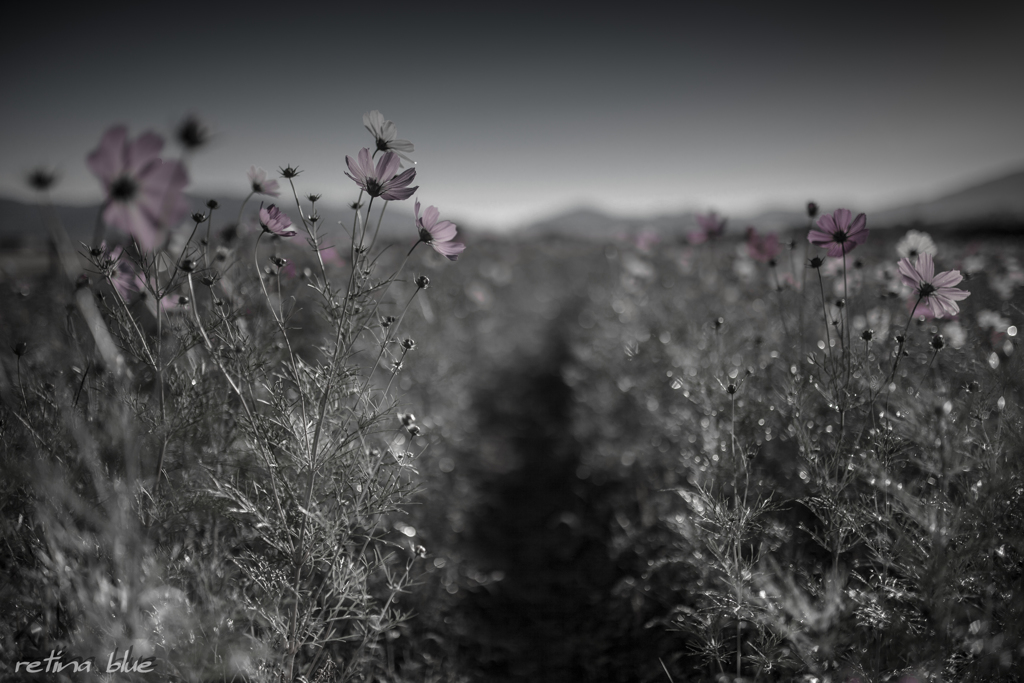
[27,168,58,192]
[363,110,415,165]
[318,245,344,267]
[416,200,465,261]
[345,149,417,201]
[732,255,756,283]
[942,320,966,349]
[989,254,1024,300]
[898,252,970,318]
[87,125,189,251]
[808,208,868,257]
[176,115,210,150]
[259,204,295,237]
[896,229,937,260]
[630,229,659,252]
[977,309,1011,332]
[745,227,780,263]
[107,246,146,300]
[247,166,280,197]
[961,252,986,277]
[688,211,726,244]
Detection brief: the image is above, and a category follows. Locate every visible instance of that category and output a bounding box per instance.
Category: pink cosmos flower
[247,166,280,197]
[87,125,189,251]
[259,204,296,237]
[898,253,970,318]
[808,208,868,257]
[415,200,465,261]
[364,110,415,165]
[745,227,781,263]
[688,211,726,245]
[344,148,417,201]
[107,246,147,300]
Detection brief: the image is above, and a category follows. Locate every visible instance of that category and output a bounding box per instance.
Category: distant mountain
[520,206,808,241]
[0,194,418,248]
[520,166,1024,239]
[869,168,1024,228]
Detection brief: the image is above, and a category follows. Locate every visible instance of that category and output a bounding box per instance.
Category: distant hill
[0,194,418,248]
[520,166,1024,239]
[869,168,1024,228]
[3,165,1022,247]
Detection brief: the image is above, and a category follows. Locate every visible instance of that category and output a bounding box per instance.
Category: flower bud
[179,259,196,272]
[415,275,430,289]
[191,212,207,224]
[27,168,57,192]
[861,329,874,342]
[401,338,416,350]
[807,201,819,218]
[176,115,209,150]
[930,334,945,350]
[206,199,220,210]
[12,342,28,357]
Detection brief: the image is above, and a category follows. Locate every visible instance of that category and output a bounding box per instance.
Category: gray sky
[3,3,1023,230]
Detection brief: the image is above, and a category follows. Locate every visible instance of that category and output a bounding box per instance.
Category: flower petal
[898,257,922,287]
[376,151,401,181]
[833,208,852,231]
[126,131,165,175]
[381,184,418,201]
[931,269,963,289]
[431,240,465,261]
[428,219,457,243]
[916,253,935,283]
[936,286,970,301]
[808,229,834,246]
[825,243,847,258]
[87,125,129,185]
[814,213,837,234]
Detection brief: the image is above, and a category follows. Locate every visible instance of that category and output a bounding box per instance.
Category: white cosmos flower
[896,229,937,260]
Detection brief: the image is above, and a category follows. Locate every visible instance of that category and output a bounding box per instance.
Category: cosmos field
[1,115,1024,683]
